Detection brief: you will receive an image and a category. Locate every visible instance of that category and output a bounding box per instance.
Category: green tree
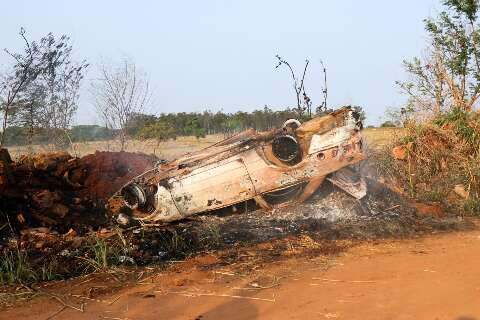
[380,121,396,128]
[137,120,177,144]
[1,29,88,149]
[184,117,206,139]
[398,0,480,115]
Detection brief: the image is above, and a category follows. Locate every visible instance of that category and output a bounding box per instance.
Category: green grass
[0,250,37,285]
[77,237,117,272]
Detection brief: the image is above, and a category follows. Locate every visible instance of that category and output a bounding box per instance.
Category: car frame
[112,106,366,223]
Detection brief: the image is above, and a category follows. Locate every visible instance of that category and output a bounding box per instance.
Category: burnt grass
[127,178,474,265]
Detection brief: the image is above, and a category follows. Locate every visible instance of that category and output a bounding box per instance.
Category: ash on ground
[130,178,472,264]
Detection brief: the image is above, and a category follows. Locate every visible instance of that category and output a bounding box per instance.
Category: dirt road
[3,229,480,320]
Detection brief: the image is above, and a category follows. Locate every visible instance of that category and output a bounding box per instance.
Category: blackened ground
[126,178,473,265]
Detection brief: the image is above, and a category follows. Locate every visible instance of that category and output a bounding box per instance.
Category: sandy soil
[2,228,479,320]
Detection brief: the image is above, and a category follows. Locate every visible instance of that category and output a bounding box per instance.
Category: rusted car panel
[171,159,256,215]
[113,107,366,223]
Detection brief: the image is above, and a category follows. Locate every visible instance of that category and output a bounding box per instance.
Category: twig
[71,294,108,304]
[45,305,67,320]
[162,291,275,302]
[107,294,122,305]
[41,291,85,312]
[213,271,235,276]
[76,276,95,286]
[232,283,279,290]
[311,278,376,283]
[384,205,401,211]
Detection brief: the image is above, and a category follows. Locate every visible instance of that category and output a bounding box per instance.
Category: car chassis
[112,107,367,223]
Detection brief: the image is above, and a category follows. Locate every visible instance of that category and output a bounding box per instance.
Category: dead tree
[275,55,312,117]
[318,60,328,114]
[91,59,150,151]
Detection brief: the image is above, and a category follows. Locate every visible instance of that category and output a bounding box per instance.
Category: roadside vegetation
[382,0,480,215]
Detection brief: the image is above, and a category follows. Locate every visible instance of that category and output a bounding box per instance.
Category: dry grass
[7,128,400,161]
[362,127,405,150]
[7,134,224,160]
[377,109,480,215]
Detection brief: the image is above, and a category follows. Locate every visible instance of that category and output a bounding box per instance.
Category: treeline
[3,105,368,146]
[3,106,340,146]
[3,125,115,146]
[128,107,308,142]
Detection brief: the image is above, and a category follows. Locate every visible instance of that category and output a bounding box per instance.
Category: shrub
[380,109,480,215]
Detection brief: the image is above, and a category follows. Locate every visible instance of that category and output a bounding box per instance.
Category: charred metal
[111,107,367,223]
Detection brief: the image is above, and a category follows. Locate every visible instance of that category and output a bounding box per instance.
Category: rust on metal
[112,106,367,223]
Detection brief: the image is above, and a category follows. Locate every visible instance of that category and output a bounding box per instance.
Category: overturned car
[112,107,366,223]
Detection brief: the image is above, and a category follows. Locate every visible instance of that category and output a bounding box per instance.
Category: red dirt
[3,228,480,320]
[0,150,157,234]
[70,151,157,199]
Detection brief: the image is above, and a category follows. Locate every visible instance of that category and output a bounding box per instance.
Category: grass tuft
[0,250,37,285]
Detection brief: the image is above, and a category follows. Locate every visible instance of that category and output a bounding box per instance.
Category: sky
[0,0,440,126]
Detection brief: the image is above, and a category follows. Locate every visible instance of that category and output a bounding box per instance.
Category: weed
[40,258,60,282]
[416,190,444,202]
[199,225,222,248]
[464,198,480,215]
[77,237,119,272]
[0,250,36,285]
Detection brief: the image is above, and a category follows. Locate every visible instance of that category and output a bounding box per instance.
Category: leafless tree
[91,59,150,151]
[317,60,328,114]
[275,55,312,117]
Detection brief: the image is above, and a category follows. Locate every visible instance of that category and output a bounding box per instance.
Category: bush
[380,108,480,215]
[380,121,397,128]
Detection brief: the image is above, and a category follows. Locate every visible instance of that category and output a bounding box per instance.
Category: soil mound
[70,151,158,199]
[0,149,157,237]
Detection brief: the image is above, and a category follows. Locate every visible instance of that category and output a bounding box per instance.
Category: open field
[362,127,405,149]
[6,127,403,160]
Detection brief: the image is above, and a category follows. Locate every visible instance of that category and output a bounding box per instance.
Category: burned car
[112,107,366,223]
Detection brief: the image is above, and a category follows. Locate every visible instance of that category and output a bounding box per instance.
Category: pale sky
[1,0,440,125]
